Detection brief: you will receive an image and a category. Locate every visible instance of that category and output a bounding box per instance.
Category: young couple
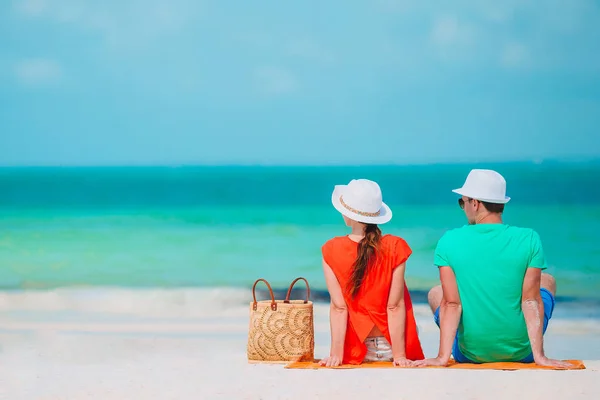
[319,169,572,368]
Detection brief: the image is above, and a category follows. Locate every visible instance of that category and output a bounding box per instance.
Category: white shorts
[363,336,393,362]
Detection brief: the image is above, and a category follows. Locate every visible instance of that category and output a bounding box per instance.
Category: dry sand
[1,289,599,399]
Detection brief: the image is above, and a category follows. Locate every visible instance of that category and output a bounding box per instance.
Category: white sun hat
[452,169,511,204]
[331,179,392,224]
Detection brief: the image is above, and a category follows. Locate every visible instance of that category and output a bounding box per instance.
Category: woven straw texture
[247,301,314,362]
[247,278,314,363]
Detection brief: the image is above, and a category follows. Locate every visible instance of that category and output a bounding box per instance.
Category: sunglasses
[458,198,475,209]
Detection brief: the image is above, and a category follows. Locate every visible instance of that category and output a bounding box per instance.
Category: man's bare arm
[522,268,571,368]
[436,266,462,363]
[415,266,461,367]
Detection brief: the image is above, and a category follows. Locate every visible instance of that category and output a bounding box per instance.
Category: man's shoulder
[444,224,538,238]
[504,225,540,240]
[437,225,541,249]
[434,227,467,259]
[438,225,471,242]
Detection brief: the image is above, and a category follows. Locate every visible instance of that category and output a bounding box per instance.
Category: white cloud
[13,0,47,16]
[501,42,530,68]
[14,59,62,85]
[11,0,600,75]
[475,2,518,23]
[428,15,477,63]
[430,15,461,46]
[254,66,298,95]
[13,0,199,51]
[421,1,600,70]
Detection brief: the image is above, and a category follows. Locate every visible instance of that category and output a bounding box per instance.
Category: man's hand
[392,357,415,367]
[534,356,574,369]
[413,357,450,367]
[318,355,342,367]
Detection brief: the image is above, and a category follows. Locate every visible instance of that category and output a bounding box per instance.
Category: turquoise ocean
[1,163,599,316]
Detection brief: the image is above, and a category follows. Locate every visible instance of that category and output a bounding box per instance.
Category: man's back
[434,224,546,362]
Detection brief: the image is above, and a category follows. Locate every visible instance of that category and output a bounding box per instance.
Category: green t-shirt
[434,224,546,363]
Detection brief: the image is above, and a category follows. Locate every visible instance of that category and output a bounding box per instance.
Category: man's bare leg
[426,274,555,315]
[541,273,556,296]
[427,285,443,314]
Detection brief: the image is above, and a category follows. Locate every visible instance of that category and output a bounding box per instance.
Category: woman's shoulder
[321,236,350,253]
[379,234,412,262]
[380,234,410,248]
[323,235,349,245]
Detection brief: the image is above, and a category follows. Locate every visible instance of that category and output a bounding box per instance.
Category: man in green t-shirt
[414,169,571,368]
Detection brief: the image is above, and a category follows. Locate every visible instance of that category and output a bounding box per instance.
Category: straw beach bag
[247,277,314,363]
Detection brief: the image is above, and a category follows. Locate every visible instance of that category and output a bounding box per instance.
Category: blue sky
[1,0,599,166]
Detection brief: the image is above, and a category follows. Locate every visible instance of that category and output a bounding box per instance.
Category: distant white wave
[0,287,254,318]
[2,287,600,333]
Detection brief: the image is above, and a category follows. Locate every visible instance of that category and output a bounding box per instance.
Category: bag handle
[252,279,277,311]
[284,277,310,304]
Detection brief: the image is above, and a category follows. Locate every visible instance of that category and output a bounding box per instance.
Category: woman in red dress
[319,179,425,367]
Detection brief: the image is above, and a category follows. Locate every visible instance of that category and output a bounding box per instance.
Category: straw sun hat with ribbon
[331,179,392,225]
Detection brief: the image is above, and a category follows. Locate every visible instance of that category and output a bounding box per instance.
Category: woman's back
[322,233,423,363]
[323,234,411,312]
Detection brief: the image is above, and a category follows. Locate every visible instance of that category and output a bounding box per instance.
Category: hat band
[339,196,381,217]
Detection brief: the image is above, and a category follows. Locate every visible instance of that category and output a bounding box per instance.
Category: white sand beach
[1,288,600,400]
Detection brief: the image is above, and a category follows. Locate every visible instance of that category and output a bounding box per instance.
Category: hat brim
[331,185,392,224]
[452,188,511,204]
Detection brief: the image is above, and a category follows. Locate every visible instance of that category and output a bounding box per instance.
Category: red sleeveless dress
[321,234,425,364]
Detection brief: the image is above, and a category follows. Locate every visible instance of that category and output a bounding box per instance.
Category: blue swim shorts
[433,288,555,363]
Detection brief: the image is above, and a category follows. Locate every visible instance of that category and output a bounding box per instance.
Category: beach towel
[284,359,585,370]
